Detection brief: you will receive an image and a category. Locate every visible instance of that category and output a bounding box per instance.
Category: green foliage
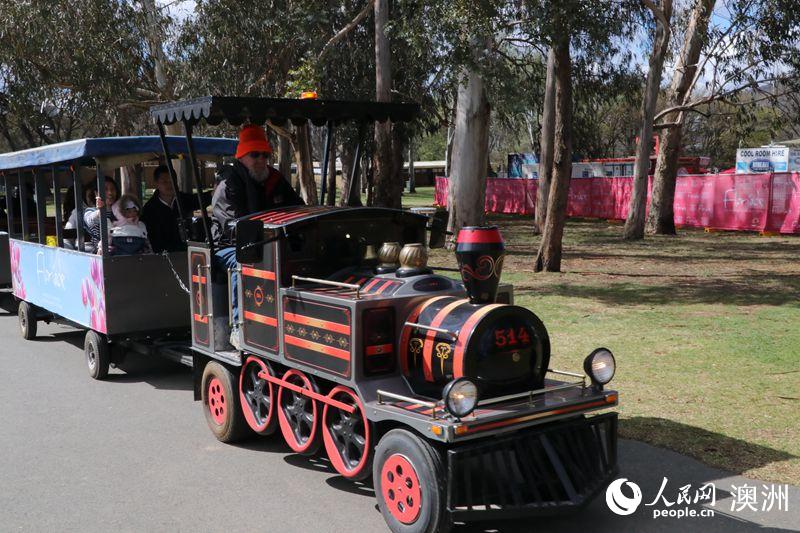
[0,0,797,169]
[0,0,156,147]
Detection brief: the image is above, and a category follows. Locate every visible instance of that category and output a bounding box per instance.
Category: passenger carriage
[0,136,236,378]
[152,97,620,533]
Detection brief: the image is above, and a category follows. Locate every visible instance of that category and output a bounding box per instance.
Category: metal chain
[162,251,191,294]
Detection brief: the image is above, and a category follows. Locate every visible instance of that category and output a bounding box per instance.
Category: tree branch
[642,0,669,30]
[317,1,375,62]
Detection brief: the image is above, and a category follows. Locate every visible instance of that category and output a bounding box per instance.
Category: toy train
[188,205,619,532]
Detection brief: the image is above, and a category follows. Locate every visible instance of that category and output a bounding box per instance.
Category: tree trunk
[339,142,361,206]
[407,143,416,193]
[446,65,491,247]
[444,125,453,177]
[390,126,406,204]
[278,135,292,182]
[326,138,337,206]
[624,0,672,240]
[294,122,318,205]
[534,36,572,272]
[120,165,141,196]
[647,0,715,235]
[534,46,557,235]
[140,0,186,190]
[371,0,397,208]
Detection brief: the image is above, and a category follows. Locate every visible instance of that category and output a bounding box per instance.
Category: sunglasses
[248,152,270,159]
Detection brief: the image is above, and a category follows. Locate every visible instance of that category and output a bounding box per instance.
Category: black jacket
[211,161,303,245]
[141,190,208,253]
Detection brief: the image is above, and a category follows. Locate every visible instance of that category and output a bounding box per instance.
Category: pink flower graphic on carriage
[9,242,26,300]
[81,257,106,333]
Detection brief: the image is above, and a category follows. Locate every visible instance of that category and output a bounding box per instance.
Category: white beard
[249,167,269,183]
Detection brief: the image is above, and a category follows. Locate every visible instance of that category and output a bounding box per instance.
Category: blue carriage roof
[0,136,237,171]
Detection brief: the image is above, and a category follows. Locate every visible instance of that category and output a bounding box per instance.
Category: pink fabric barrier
[434,173,800,234]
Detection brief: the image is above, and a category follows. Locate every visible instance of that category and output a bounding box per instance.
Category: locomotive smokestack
[454,226,505,304]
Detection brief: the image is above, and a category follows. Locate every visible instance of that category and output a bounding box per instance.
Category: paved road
[0,296,797,532]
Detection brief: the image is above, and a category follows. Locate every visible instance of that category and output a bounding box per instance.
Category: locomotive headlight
[442,378,479,418]
[584,348,616,387]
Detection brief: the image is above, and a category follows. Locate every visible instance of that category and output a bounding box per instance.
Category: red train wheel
[201,361,249,443]
[373,429,451,533]
[207,377,227,425]
[277,369,321,455]
[322,386,372,480]
[381,454,422,524]
[239,356,277,435]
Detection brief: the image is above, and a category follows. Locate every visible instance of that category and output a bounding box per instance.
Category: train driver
[211,124,303,350]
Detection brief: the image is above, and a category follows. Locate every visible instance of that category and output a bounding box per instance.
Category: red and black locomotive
[151,97,619,533]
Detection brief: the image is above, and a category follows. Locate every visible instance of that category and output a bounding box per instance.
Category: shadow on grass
[620,416,797,477]
[515,272,800,306]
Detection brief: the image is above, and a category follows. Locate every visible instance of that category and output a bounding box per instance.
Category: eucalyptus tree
[623,0,673,240]
[524,0,634,271]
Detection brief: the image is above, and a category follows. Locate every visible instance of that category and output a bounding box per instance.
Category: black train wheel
[373,429,451,533]
[239,356,278,435]
[322,386,372,480]
[18,301,37,340]
[84,330,109,380]
[277,369,321,455]
[201,361,249,443]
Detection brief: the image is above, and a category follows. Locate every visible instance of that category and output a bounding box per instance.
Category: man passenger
[141,164,206,253]
[211,124,303,349]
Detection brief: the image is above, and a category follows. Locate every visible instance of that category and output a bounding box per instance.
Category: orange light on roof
[430,425,443,436]
[605,393,618,404]
[300,91,318,100]
[454,425,469,436]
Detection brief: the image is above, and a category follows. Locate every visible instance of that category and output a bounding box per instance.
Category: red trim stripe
[285,335,350,361]
[457,228,503,244]
[283,312,350,335]
[366,344,393,356]
[253,206,307,222]
[375,280,395,294]
[241,267,276,280]
[400,296,449,376]
[453,304,503,378]
[362,278,382,293]
[244,311,277,326]
[422,298,467,381]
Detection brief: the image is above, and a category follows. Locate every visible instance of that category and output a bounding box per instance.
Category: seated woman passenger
[84,177,120,250]
[109,194,152,255]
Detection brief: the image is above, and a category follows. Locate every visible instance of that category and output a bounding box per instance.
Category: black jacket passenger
[211,160,303,245]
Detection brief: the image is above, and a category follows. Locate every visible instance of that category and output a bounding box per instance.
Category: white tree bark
[647,0,716,235]
[372,0,396,207]
[446,65,490,246]
[623,0,672,240]
[534,47,556,235]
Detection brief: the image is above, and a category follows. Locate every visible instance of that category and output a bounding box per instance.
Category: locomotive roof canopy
[150,96,420,128]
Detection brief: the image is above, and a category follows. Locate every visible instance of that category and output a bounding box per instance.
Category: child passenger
[109,194,152,255]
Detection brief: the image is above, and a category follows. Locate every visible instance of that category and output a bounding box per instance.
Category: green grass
[409,188,800,485]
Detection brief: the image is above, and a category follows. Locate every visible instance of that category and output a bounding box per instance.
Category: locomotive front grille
[446,413,617,519]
